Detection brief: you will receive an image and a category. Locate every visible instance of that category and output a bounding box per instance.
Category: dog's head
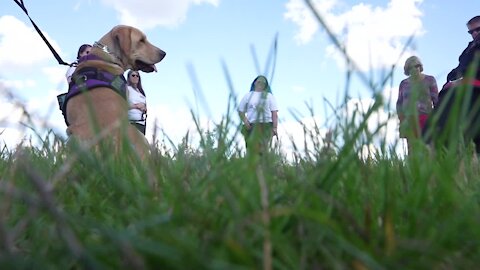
[97,25,166,73]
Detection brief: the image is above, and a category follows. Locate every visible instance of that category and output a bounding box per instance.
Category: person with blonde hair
[396,56,438,154]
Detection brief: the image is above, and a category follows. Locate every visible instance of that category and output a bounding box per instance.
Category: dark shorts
[130,122,146,135]
[242,122,273,149]
[399,114,428,139]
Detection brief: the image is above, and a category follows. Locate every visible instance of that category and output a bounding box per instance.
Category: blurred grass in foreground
[2,104,480,269]
[2,1,480,269]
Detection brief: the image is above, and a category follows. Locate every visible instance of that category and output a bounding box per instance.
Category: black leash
[13,0,70,66]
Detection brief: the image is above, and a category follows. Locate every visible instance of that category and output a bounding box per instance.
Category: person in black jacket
[423,16,480,153]
[444,16,480,89]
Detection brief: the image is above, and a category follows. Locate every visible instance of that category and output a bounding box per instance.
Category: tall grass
[2,2,480,270]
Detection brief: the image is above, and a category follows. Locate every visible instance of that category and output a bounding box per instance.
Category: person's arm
[65,65,76,84]
[268,93,279,135]
[126,87,147,111]
[271,110,278,135]
[239,111,251,129]
[448,41,475,81]
[126,87,137,110]
[238,94,251,129]
[396,81,405,121]
[137,103,147,113]
[429,76,439,108]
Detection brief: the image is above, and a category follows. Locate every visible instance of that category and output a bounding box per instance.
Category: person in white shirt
[58,44,91,125]
[126,71,147,135]
[238,75,279,155]
[65,44,92,83]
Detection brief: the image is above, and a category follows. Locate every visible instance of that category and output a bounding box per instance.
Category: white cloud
[0,15,63,74]
[0,82,66,149]
[0,84,29,148]
[276,96,405,160]
[0,78,36,90]
[42,66,68,86]
[278,114,327,155]
[0,92,24,126]
[383,85,398,112]
[0,128,27,150]
[292,85,306,93]
[284,0,323,45]
[144,103,223,154]
[100,0,220,30]
[146,104,197,143]
[284,0,424,71]
[341,97,404,157]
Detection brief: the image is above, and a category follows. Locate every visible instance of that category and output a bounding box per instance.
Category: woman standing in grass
[58,44,91,125]
[238,75,279,155]
[126,70,148,135]
[65,44,92,84]
[396,56,438,154]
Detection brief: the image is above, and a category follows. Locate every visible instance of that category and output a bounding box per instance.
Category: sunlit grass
[2,2,480,269]
[2,98,480,269]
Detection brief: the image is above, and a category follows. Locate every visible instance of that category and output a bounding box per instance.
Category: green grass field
[2,2,480,269]
[2,103,480,270]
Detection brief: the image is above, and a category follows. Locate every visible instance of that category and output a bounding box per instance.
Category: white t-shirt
[65,63,78,84]
[238,91,278,123]
[127,85,146,125]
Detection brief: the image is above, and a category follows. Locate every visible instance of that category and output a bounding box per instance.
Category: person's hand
[442,81,453,90]
[272,127,278,136]
[243,119,252,130]
[442,79,462,91]
[135,103,147,112]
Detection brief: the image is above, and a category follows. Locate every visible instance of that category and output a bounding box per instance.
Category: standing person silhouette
[426,16,480,153]
[126,70,148,135]
[444,15,480,89]
[65,44,92,84]
[397,56,438,154]
[58,44,92,125]
[238,75,279,155]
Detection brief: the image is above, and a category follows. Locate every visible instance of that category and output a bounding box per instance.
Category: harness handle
[13,0,71,66]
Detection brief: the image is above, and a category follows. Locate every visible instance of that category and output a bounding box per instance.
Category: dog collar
[93,41,124,67]
[78,54,102,63]
[93,41,112,54]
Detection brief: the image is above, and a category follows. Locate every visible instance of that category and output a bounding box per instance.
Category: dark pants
[131,122,146,135]
[242,122,273,155]
[400,114,429,155]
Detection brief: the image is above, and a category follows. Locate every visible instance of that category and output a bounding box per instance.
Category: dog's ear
[112,26,132,58]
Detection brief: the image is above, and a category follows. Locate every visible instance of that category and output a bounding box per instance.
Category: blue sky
[1,0,479,156]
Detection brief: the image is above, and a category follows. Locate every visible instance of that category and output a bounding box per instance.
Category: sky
[1,0,479,157]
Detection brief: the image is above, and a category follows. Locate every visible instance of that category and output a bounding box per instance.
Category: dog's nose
[158,50,166,62]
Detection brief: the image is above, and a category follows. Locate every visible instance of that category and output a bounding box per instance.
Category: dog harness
[59,54,127,126]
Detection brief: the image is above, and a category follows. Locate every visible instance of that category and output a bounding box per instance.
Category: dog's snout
[158,49,166,62]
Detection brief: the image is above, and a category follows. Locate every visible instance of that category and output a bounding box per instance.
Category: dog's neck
[85,41,126,74]
[93,41,120,61]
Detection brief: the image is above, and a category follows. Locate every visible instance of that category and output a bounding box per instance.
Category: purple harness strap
[60,58,127,126]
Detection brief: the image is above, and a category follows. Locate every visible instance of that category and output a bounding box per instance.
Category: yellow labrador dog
[64,25,165,159]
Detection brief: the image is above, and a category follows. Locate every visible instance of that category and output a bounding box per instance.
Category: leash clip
[73,74,88,91]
